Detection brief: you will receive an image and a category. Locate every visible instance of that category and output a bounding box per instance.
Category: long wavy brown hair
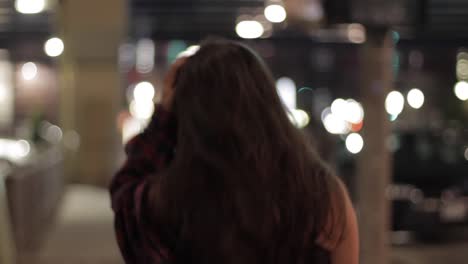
[150,40,343,264]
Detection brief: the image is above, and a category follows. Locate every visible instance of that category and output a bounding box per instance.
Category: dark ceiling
[131,0,266,39]
[1,0,468,54]
[130,0,468,41]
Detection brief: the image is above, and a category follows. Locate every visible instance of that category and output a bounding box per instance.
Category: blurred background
[0,0,467,263]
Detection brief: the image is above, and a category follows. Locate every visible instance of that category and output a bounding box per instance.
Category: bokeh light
[454,81,468,101]
[45,37,64,57]
[133,82,155,102]
[464,147,468,161]
[407,88,425,109]
[13,140,30,158]
[63,130,80,151]
[130,100,155,120]
[136,39,155,74]
[276,77,297,110]
[0,139,32,162]
[385,91,405,115]
[331,98,347,118]
[346,133,364,154]
[456,59,468,80]
[347,24,366,44]
[322,108,350,135]
[264,4,287,23]
[177,45,200,58]
[15,0,45,14]
[344,99,364,124]
[122,118,142,144]
[21,62,38,80]
[330,98,364,125]
[45,125,63,144]
[236,20,264,39]
[290,109,310,128]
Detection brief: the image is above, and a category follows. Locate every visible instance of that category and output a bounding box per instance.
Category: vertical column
[57,0,127,185]
[0,171,15,264]
[357,27,393,264]
[0,50,14,134]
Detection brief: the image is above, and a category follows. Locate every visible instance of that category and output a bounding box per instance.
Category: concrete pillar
[356,27,393,264]
[57,0,127,185]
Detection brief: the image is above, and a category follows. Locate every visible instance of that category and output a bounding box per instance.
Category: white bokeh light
[454,81,468,101]
[21,62,38,80]
[322,111,350,134]
[276,77,297,110]
[264,4,287,23]
[45,125,63,144]
[236,20,264,39]
[122,118,142,144]
[407,88,425,109]
[14,140,30,158]
[290,109,310,128]
[177,45,200,59]
[345,99,364,124]
[45,38,64,57]
[331,98,364,124]
[385,91,405,115]
[130,100,154,120]
[15,0,45,14]
[133,82,155,102]
[331,98,348,119]
[346,133,364,154]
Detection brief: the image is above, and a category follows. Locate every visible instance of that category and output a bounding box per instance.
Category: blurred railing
[4,145,64,256]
